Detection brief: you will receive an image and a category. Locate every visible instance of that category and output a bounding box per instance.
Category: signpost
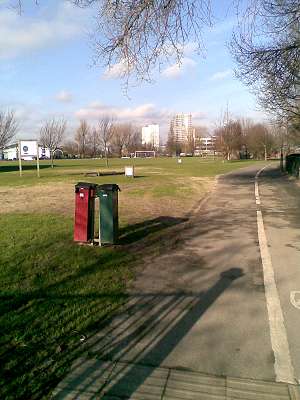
[36,141,40,178]
[18,141,22,177]
[18,140,41,178]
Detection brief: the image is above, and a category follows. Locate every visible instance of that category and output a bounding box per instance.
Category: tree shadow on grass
[118,216,188,245]
[0,217,134,400]
[0,164,52,173]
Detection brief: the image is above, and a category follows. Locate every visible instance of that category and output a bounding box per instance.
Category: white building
[142,124,160,148]
[199,136,216,153]
[3,140,51,160]
[169,113,193,143]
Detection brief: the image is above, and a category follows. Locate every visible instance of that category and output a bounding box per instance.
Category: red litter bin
[74,182,97,243]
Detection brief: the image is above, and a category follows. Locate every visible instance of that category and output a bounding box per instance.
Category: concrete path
[258,166,300,382]
[53,357,299,399]
[52,163,300,399]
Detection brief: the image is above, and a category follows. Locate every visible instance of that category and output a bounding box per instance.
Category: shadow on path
[54,268,244,399]
[118,216,188,245]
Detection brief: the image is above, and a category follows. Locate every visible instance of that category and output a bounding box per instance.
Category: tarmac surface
[52,163,300,399]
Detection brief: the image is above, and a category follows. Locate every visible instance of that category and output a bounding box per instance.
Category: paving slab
[52,357,300,400]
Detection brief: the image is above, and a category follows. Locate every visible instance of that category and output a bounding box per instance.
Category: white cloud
[103,60,129,80]
[0,2,88,59]
[56,90,73,103]
[182,42,199,56]
[210,69,232,81]
[75,101,207,131]
[75,102,177,125]
[161,57,197,79]
[75,102,207,142]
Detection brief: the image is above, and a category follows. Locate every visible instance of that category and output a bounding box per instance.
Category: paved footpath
[258,165,300,383]
[53,163,300,399]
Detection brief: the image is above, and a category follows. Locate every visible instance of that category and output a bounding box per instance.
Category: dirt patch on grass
[0,183,75,215]
[0,177,214,224]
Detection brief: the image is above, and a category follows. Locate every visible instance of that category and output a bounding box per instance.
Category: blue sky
[0,0,268,142]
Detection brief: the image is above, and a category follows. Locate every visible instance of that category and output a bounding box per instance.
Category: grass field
[0,157,264,399]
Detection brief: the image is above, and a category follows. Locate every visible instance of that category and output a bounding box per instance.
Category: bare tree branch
[75,119,90,158]
[0,110,18,156]
[98,115,114,167]
[231,0,300,123]
[8,0,212,84]
[39,118,66,167]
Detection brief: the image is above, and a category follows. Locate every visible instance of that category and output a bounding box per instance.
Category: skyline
[0,0,269,142]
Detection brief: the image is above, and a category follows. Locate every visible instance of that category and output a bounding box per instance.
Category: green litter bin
[97,184,120,245]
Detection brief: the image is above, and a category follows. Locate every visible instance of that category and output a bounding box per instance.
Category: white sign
[20,140,38,158]
[125,166,134,177]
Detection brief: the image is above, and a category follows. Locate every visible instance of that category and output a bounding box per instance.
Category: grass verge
[0,213,133,399]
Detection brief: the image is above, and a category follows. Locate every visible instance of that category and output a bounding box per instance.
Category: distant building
[199,136,216,154]
[142,124,160,148]
[169,113,193,143]
[194,136,217,156]
[3,140,51,160]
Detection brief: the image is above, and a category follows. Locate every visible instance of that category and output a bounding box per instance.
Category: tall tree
[75,120,90,158]
[125,126,141,154]
[98,116,114,167]
[244,122,275,160]
[40,118,66,168]
[215,115,243,160]
[0,110,18,158]
[88,127,101,158]
[231,0,300,123]
[111,123,135,157]
[63,140,78,158]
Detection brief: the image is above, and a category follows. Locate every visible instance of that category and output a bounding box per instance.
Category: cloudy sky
[0,0,267,142]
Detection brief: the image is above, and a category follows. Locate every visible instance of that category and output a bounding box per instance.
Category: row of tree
[214,118,278,161]
[0,110,145,166]
[64,118,141,163]
[165,116,295,160]
[1,109,298,163]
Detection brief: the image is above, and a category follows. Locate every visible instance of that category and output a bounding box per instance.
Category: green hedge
[286,154,300,177]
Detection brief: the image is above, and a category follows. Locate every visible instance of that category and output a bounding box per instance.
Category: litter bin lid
[75,182,98,190]
[97,183,121,192]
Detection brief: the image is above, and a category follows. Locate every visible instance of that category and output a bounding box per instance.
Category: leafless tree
[0,110,18,157]
[231,0,300,123]
[182,130,196,155]
[75,119,90,158]
[63,140,78,158]
[98,116,114,167]
[111,123,138,157]
[243,121,276,160]
[215,111,243,160]
[40,118,66,167]
[125,126,141,154]
[15,0,211,84]
[88,127,101,158]
[83,0,212,84]
[166,136,183,156]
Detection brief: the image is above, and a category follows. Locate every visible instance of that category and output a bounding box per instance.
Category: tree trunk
[264,145,267,161]
[51,151,54,168]
[119,146,123,158]
[105,147,109,168]
[280,147,284,172]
